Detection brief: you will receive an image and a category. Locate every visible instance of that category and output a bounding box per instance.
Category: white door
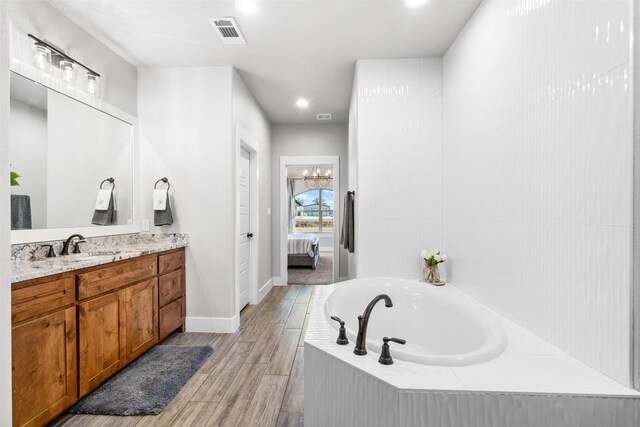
[238,147,251,310]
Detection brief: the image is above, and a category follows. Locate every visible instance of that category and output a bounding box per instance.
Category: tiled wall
[354,59,443,279]
[442,0,633,385]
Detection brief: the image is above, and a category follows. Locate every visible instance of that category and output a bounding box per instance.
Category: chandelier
[303,167,332,190]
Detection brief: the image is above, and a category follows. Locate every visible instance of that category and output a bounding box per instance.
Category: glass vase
[424,264,443,285]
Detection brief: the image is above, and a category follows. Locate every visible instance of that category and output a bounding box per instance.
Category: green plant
[10,171,20,187]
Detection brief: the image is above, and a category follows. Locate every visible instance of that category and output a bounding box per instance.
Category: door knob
[247,233,254,238]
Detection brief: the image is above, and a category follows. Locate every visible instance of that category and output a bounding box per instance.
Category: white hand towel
[154,189,167,211]
[95,189,112,211]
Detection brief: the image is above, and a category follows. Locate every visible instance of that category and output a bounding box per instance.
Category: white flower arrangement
[421,248,447,267]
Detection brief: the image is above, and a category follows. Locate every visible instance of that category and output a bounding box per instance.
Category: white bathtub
[323,277,507,366]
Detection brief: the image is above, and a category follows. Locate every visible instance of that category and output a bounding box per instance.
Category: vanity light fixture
[296,98,310,108]
[28,34,101,96]
[404,0,428,7]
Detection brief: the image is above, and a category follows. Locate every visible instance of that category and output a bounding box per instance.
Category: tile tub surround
[305,283,640,427]
[11,233,188,283]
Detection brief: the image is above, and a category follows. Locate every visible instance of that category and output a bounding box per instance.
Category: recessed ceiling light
[404,0,428,7]
[296,98,309,108]
[235,0,258,14]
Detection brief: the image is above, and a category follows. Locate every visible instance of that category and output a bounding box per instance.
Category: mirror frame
[9,68,139,244]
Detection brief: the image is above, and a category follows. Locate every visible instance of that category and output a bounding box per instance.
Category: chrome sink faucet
[354,294,393,356]
[60,234,85,256]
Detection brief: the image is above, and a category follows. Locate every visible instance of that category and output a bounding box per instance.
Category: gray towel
[11,195,32,230]
[340,191,355,253]
[92,191,117,226]
[154,193,173,226]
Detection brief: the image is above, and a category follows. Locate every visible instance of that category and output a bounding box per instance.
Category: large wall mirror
[9,72,134,233]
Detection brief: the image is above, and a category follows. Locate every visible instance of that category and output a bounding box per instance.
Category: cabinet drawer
[78,257,157,300]
[159,249,184,275]
[159,296,185,340]
[159,268,185,307]
[12,276,75,325]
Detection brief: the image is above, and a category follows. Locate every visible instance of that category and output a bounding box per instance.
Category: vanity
[10,234,188,427]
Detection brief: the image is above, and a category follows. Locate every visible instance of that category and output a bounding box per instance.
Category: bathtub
[305,279,640,427]
[324,277,507,366]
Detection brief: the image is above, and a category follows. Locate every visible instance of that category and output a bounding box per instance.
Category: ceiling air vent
[316,113,332,121]
[209,17,247,45]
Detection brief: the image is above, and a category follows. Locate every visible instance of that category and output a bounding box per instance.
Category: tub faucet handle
[330,316,349,346]
[378,337,406,365]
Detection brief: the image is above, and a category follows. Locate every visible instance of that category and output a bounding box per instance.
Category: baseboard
[258,278,274,302]
[338,276,349,282]
[273,276,287,286]
[186,314,240,333]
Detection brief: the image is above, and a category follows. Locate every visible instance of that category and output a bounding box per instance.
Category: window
[293,189,334,233]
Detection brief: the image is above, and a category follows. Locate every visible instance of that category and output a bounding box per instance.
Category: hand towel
[11,194,32,230]
[154,191,173,226]
[153,189,167,211]
[92,190,116,226]
[94,189,112,211]
[340,191,355,253]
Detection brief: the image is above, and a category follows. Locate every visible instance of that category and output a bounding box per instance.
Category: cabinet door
[78,291,126,396]
[12,307,77,427]
[124,278,159,362]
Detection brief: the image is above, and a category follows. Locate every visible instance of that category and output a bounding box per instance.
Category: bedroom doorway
[287,165,334,285]
[279,156,340,285]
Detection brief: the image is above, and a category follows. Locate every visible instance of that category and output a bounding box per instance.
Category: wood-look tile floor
[51,285,316,427]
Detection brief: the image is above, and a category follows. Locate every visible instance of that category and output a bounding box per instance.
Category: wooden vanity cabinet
[11,247,186,426]
[158,250,186,340]
[11,275,77,427]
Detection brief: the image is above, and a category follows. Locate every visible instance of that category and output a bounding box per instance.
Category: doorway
[279,156,340,285]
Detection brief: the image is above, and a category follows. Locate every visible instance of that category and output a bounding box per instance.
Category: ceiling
[48,0,481,124]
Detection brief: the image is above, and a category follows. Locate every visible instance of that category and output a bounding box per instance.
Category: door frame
[235,126,259,315]
[279,155,340,285]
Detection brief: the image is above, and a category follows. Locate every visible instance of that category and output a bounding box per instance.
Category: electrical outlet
[142,219,150,232]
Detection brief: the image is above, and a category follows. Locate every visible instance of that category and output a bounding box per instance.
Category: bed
[288,233,320,270]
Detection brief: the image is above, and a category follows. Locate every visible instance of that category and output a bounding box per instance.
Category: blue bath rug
[68,345,213,416]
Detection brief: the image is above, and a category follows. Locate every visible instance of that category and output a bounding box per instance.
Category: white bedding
[288,233,319,257]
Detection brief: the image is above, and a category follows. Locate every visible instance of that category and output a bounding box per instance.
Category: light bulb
[87,72,99,96]
[33,43,51,70]
[296,98,309,108]
[60,60,75,82]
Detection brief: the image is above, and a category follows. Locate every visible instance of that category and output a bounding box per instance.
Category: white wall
[6,0,137,116]
[352,58,443,279]
[232,69,272,290]
[9,98,47,228]
[442,0,633,386]
[271,123,349,278]
[0,2,12,422]
[138,67,238,330]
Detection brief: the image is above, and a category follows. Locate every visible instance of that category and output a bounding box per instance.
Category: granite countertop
[12,233,188,284]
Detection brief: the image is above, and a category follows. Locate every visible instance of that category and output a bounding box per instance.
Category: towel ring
[100,177,115,190]
[154,177,170,191]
